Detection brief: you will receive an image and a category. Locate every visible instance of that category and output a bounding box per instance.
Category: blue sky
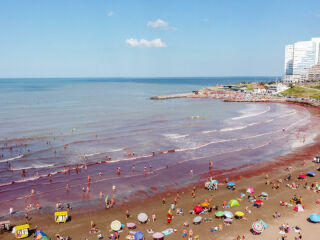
[0,0,319,78]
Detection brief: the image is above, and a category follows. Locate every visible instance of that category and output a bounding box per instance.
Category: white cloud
[107,11,113,17]
[125,38,166,48]
[147,19,169,29]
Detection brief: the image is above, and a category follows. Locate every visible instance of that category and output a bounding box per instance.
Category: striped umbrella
[252,221,264,233]
[110,220,121,231]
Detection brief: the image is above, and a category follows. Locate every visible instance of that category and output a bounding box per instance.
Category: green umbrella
[215,211,224,217]
[229,199,240,207]
[105,195,109,203]
[40,237,50,240]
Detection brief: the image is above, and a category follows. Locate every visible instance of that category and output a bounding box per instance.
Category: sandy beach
[1,104,319,240]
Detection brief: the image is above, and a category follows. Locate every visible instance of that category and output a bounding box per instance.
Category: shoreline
[1,102,320,239]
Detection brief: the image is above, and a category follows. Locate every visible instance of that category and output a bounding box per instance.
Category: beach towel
[162,228,174,235]
[89,229,100,234]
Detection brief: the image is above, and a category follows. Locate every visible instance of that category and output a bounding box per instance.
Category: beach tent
[14,224,29,239]
[152,232,164,240]
[34,230,49,240]
[229,199,240,207]
[224,211,233,218]
[54,211,68,223]
[309,214,320,223]
[137,213,148,223]
[307,171,316,177]
[110,220,121,231]
[294,204,305,212]
[134,231,144,240]
[193,205,203,214]
[215,211,224,217]
[246,187,254,194]
[252,221,264,234]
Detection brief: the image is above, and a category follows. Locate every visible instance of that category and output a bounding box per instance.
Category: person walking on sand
[117,167,121,175]
[152,213,156,222]
[132,165,135,174]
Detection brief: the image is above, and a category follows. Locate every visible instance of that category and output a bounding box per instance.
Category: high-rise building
[282,38,320,83]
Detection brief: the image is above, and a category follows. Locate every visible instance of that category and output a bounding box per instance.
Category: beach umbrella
[201,201,210,208]
[35,230,48,240]
[309,214,320,223]
[110,220,121,231]
[224,211,233,218]
[293,204,305,212]
[193,205,203,214]
[134,231,144,240]
[152,232,164,240]
[215,211,224,217]
[227,182,235,187]
[298,174,307,179]
[308,171,316,177]
[235,211,244,217]
[255,199,263,204]
[127,222,136,229]
[316,199,320,205]
[193,216,202,224]
[259,220,268,229]
[260,192,268,197]
[229,199,240,207]
[138,213,148,223]
[105,195,109,203]
[252,221,264,234]
[246,187,254,193]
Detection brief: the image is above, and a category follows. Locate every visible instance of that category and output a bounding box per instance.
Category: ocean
[0,77,312,215]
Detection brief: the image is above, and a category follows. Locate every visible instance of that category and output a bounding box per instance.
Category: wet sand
[1,105,320,240]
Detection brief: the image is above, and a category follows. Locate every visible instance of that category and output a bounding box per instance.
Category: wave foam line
[231,106,271,120]
[0,155,23,163]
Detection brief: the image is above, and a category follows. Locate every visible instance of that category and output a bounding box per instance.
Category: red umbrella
[299,174,307,178]
[193,205,203,214]
[255,199,263,204]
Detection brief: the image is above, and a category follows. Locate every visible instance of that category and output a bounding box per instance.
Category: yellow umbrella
[201,202,210,207]
[235,211,244,217]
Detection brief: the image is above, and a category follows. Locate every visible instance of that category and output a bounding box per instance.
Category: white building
[282,38,320,83]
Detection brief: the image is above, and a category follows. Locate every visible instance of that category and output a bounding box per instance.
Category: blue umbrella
[308,171,316,177]
[227,182,235,187]
[309,214,320,223]
[259,219,268,229]
[224,211,233,218]
[134,231,144,240]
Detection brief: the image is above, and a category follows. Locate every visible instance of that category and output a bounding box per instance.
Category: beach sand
[1,105,320,240]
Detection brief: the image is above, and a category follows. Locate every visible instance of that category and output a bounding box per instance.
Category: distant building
[305,62,320,81]
[267,83,289,95]
[282,37,320,83]
[253,85,266,94]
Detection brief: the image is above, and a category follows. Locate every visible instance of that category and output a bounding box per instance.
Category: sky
[0,0,320,78]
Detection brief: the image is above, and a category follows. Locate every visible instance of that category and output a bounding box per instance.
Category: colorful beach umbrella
[294,204,305,212]
[308,171,316,177]
[193,216,202,224]
[316,199,320,205]
[260,192,268,197]
[252,221,264,234]
[110,220,121,231]
[138,213,148,223]
[309,214,320,223]
[105,195,109,203]
[215,211,224,217]
[227,182,235,187]
[246,187,254,194]
[255,199,263,204]
[224,211,233,218]
[201,202,210,208]
[235,211,244,217]
[298,174,307,179]
[193,205,203,214]
[134,231,144,240]
[229,199,240,207]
